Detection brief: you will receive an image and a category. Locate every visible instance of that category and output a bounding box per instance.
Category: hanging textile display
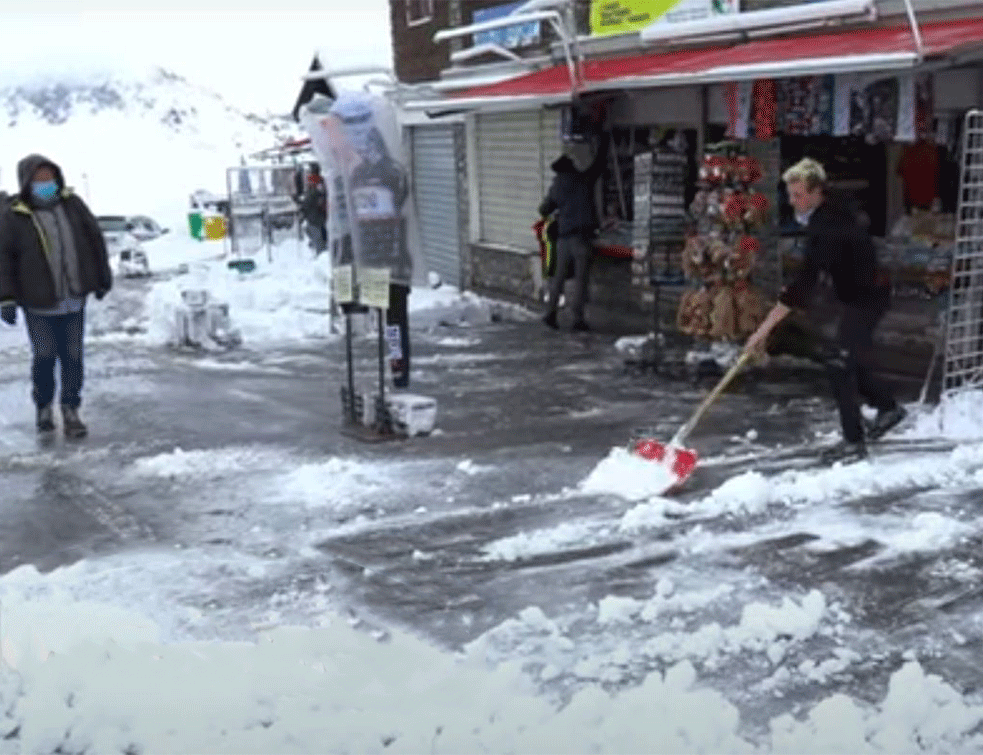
[777,76,834,136]
[725,81,754,140]
[834,75,900,143]
[676,145,768,341]
[752,79,778,140]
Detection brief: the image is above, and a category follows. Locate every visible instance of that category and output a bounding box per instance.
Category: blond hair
[782,158,826,192]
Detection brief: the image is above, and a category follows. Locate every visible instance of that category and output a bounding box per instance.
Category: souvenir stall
[761,72,964,304]
[675,144,769,362]
[704,68,980,374]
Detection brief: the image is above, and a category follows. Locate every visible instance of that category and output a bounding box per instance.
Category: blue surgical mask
[31,180,59,202]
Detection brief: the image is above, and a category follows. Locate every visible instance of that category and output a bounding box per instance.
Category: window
[406,0,434,26]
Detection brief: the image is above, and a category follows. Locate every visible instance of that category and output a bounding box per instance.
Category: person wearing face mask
[743,157,905,464]
[0,154,112,439]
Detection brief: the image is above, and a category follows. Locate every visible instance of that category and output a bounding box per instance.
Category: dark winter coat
[301,178,328,227]
[538,137,609,239]
[778,196,889,312]
[0,154,112,309]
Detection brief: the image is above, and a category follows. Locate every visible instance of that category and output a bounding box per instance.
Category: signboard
[301,91,418,293]
[473,1,541,49]
[333,264,354,304]
[360,267,391,309]
[590,0,737,36]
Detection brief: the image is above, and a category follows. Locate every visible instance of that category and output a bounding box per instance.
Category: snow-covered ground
[0,230,982,753]
[3,72,983,752]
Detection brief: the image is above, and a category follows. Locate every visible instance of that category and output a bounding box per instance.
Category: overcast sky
[1,2,394,113]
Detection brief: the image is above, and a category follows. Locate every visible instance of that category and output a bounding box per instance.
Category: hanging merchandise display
[676,144,769,343]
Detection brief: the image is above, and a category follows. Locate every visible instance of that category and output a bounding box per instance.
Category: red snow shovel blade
[632,439,699,490]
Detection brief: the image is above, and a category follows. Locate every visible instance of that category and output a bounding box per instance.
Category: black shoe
[542,312,558,329]
[36,405,55,433]
[62,406,88,439]
[571,320,590,332]
[820,440,868,464]
[866,406,907,441]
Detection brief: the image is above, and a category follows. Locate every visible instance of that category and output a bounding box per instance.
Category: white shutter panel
[411,125,461,288]
[476,111,542,249]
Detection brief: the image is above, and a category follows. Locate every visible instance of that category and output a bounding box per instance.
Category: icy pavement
[0,272,982,752]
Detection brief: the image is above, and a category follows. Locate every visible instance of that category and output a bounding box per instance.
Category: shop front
[437,14,983,373]
[468,107,564,300]
[408,118,468,289]
[711,64,983,374]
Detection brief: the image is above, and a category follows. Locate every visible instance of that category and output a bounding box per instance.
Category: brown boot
[62,406,88,439]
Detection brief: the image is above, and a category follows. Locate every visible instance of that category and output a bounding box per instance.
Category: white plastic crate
[385,394,437,437]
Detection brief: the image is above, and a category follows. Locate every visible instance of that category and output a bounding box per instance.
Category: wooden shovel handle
[671,350,752,447]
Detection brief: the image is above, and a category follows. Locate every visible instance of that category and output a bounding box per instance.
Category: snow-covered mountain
[0,66,302,229]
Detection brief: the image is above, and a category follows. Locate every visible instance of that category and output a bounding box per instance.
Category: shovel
[633,349,753,492]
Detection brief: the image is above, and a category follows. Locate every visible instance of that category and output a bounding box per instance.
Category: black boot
[36,404,55,433]
[62,406,88,439]
[542,311,558,329]
[820,439,868,464]
[866,406,907,441]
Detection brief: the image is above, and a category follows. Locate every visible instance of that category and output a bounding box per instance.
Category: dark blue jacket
[538,137,608,239]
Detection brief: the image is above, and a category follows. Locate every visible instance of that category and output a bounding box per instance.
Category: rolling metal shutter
[411,125,462,288]
[540,108,564,196]
[476,110,545,249]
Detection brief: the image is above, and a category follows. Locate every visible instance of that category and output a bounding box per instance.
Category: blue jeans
[24,309,85,409]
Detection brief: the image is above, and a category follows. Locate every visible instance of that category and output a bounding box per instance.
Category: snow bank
[134,232,535,349]
[621,443,983,532]
[902,390,983,441]
[0,565,982,753]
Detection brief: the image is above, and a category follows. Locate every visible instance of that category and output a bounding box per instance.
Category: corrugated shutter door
[477,111,542,249]
[540,108,564,195]
[411,125,461,288]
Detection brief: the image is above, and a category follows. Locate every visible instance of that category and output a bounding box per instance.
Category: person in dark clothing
[744,158,906,463]
[539,131,609,332]
[301,163,328,254]
[0,154,112,438]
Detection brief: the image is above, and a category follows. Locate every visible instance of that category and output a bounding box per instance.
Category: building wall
[391,0,452,83]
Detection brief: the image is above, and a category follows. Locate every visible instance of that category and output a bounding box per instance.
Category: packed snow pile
[2,566,980,754]
[581,446,680,501]
[901,390,983,440]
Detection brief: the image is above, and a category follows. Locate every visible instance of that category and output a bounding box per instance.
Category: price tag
[333,264,354,304]
[360,266,391,309]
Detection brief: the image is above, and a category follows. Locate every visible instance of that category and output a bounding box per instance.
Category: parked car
[126,215,169,241]
[97,215,151,278]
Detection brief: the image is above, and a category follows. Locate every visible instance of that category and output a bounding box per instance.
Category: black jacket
[779,197,888,311]
[0,154,112,309]
[539,136,609,239]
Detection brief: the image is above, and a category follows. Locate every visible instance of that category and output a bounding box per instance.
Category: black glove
[95,289,108,301]
[0,304,15,326]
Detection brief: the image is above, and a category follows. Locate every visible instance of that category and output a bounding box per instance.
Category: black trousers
[822,303,898,443]
[772,301,898,443]
[386,283,410,389]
